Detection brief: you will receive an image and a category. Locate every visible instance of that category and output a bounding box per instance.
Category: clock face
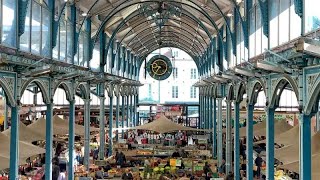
[146,55,172,80]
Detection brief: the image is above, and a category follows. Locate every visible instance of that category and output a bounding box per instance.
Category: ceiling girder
[133,35,203,55]
[137,40,200,57]
[129,28,205,51]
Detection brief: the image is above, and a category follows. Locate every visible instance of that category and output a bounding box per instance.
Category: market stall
[279,153,320,179]
[27,116,99,138]
[0,133,46,170]
[275,132,320,164]
[2,121,45,142]
[239,121,266,137]
[131,115,209,133]
[254,125,299,145]
[253,120,292,137]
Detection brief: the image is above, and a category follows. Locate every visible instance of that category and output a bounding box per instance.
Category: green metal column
[121,95,125,137]
[99,95,106,160]
[130,94,134,127]
[203,95,205,129]
[226,100,232,173]
[68,99,75,180]
[108,95,114,157]
[126,94,130,129]
[83,99,91,170]
[203,95,206,129]
[213,98,217,157]
[199,95,203,129]
[186,106,189,127]
[217,98,223,165]
[45,103,53,180]
[135,94,139,126]
[209,96,213,130]
[205,95,208,129]
[266,107,275,180]
[115,95,120,142]
[9,105,19,179]
[299,114,312,179]
[246,104,254,179]
[234,101,240,179]
[4,97,8,130]
[198,94,201,129]
[134,94,138,126]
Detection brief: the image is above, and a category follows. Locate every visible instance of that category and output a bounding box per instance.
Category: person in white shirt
[58,169,66,180]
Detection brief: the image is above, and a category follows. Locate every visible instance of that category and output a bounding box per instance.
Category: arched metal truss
[80,0,232,62]
[121,21,209,51]
[131,33,204,54]
[136,43,200,71]
[102,2,220,59]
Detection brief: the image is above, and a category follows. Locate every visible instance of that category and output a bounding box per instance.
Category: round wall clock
[146,55,172,80]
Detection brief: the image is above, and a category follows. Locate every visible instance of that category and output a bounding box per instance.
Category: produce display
[136,150,153,155]
[274,170,292,180]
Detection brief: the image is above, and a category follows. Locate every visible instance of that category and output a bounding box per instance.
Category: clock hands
[152,62,162,75]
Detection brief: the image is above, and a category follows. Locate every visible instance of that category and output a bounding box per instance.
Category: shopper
[52,158,60,180]
[95,167,104,179]
[171,149,181,158]
[121,168,133,180]
[255,154,263,178]
[226,171,234,180]
[116,151,126,167]
[218,159,226,174]
[203,162,212,180]
[57,169,66,180]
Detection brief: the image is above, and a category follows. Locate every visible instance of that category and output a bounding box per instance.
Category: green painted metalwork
[103,3,213,64]
[18,0,30,36]
[257,0,269,37]
[68,98,76,180]
[129,30,205,53]
[95,0,223,45]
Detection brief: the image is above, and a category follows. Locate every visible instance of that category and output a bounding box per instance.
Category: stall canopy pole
[68,99,75,180]
[45,103,53,180]
[84,99,91,170]
[246,104,254,179]
[266,107,275,180]
[234,101,240,179]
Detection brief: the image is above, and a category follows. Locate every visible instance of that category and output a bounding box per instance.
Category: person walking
[255,154,263,178]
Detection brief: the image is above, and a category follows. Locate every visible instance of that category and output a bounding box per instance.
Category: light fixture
[81,12,87,17]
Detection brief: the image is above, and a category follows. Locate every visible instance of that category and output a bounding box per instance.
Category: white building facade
[138,48,199,104]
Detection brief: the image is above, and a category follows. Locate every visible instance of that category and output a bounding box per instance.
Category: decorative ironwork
[139,2,182,45]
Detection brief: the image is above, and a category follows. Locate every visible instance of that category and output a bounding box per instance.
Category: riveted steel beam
[125,24,207,51]
[135,39,201,57]
[131,33,204,54]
